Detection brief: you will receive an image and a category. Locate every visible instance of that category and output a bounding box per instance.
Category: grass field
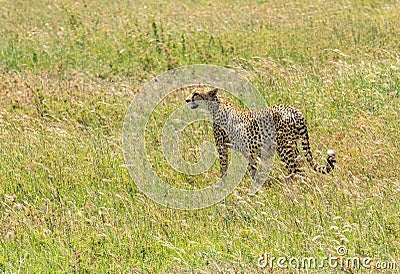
[1,0,399,272]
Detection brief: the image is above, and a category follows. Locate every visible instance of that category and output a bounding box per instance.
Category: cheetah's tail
[301,129,336,174]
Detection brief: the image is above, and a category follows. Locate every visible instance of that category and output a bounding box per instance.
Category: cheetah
[185,88,336,179]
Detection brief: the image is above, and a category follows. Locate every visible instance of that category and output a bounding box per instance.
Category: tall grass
[0,0,399,272]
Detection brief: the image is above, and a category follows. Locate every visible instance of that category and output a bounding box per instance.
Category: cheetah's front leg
[247,150,266,194]
[213,123,229,177]
[247,157,259,181]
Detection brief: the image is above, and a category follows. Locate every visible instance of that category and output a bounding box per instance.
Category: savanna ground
[0,0,399,272]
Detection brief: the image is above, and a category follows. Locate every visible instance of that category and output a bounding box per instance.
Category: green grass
[1,0,399,272]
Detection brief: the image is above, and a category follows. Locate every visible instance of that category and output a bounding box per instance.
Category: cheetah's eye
[192,92,203,100]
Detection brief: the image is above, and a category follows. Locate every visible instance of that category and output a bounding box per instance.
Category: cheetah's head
[185,88,218,110]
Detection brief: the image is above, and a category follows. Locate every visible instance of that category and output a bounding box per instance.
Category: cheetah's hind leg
[279,141,303,177]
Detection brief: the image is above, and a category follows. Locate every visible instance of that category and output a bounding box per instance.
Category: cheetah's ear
[209,88,218,97]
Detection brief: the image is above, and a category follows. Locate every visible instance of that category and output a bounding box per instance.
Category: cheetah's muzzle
[185,98,199,109]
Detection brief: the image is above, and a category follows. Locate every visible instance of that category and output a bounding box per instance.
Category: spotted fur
[185,88,336,177]
[270,104,336,174]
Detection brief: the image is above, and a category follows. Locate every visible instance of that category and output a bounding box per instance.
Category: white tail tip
[327,149,335,155]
